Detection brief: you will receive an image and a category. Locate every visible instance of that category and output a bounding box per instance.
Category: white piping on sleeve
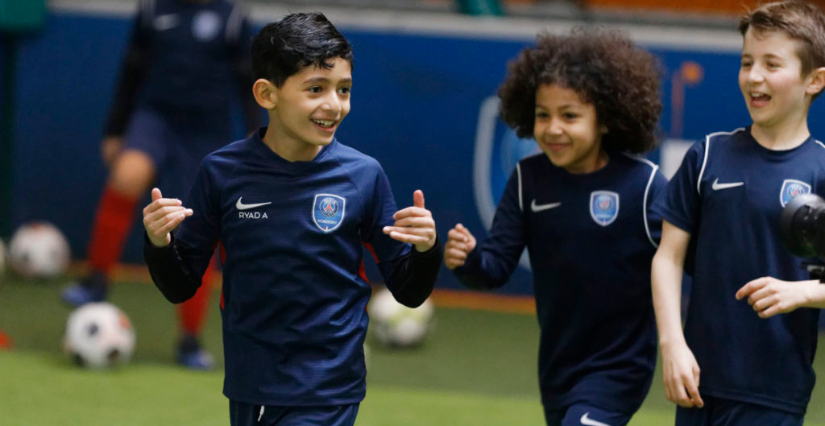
[698,135,710,196]
[698,128,745,195]
[516,162,523,213]
[620,152,656,168]
[643,165,659,248]
[621,153,658,248]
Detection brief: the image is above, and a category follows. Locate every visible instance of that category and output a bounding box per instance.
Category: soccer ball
[368,288,434,348]
[8,222,71,279]
[64,303,135,369]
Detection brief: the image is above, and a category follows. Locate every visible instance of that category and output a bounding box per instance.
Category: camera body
[780,194,825,281]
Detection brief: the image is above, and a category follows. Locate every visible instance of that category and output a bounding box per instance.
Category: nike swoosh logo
[236,197,272,210]
[530,199,561,212]
[581,413,611,426]
[153,14,179,31]
[712,178,744,191]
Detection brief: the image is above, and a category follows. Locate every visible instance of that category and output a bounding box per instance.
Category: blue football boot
[61,272,108,307]
[176,334,215,371]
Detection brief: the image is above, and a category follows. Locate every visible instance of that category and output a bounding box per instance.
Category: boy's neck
[751,115,811,151]
[562,149,609,175]
[262,128,324,163]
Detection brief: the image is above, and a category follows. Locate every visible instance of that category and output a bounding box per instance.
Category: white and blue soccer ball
[64,302,135,369]
[8,222,71,279]
[368,288,434,348]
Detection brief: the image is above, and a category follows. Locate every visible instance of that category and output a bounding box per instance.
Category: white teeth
[312,119,335,127]
[751,92,769,99]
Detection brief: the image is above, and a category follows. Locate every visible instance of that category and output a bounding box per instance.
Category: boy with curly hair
[652,1,825,424]
[444,28,666,426]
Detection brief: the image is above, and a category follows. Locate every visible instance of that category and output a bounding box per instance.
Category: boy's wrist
[413,235,440,254]
[658,334,687,352]
[803,279,825,307]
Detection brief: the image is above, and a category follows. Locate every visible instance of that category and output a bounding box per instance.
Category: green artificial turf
[3,273,825,425]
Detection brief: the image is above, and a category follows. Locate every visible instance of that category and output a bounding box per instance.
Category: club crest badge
[192,11,221,42]
[590,191,620,226]
[313,194,345,233]
[780,179,811,207]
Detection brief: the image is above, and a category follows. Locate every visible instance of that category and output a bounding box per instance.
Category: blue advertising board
[8,4,824,294]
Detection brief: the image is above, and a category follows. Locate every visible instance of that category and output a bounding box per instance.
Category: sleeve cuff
[412,234,441,256]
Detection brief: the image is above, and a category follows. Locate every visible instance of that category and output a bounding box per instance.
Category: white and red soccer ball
[64,302,136,369]
[7,221,71,279]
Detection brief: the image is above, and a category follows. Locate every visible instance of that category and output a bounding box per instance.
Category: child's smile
[533,84,607,174]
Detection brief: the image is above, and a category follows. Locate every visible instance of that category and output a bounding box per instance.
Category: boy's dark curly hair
[498,28,663,154]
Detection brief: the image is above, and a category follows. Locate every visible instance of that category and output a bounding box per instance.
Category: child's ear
[252,79,277,109]
[805,67,825,97]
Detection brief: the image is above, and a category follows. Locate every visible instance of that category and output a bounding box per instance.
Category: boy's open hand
[384,190,436,252]
[142,188,193,247]
[736,276,818,318]
[444,224,476,270]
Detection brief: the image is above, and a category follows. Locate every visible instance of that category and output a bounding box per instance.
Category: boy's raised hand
[142,188,193,247]
[383,190,436,252]
[444,223,476,270]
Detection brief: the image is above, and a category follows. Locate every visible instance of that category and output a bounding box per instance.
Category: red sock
[0,330,13,349]
[87,185,138,277]
[177,258,216,336]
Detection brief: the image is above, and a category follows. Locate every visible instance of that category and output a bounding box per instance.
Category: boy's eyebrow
[558,103,581,109]
[303,77,353,85]
[740,52,784,58]
[536,103,581,109]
